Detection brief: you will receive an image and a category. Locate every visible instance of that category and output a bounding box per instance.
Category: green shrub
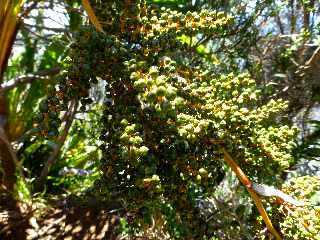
[49,1,298,238]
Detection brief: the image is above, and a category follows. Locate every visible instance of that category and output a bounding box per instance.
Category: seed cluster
[35,0,298,235]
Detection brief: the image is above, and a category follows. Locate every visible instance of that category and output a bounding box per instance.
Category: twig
[0,66,60,92]
[305,46,320,66]
[23,23,69,33]
[37,99,78,191]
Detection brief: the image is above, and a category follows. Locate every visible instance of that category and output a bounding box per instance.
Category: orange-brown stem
[222,148,282,240]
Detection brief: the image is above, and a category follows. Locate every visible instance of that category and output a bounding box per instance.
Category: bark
[0,1,23,192]
[0,93,16,192]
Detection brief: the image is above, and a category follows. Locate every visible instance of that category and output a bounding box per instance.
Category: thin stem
[222,148,282,240]
[0,66,60,92]
[36,99,78,191]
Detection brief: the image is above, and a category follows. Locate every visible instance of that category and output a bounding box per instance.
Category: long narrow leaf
[82,0,103,32]
[0,0,25,80]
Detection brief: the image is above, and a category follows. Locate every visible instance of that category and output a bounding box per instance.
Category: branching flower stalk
[222,148,282,240]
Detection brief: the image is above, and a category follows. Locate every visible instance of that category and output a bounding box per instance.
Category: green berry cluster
[34,93,62,137]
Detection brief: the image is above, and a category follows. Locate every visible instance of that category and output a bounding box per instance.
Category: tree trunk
[0,94,16,192]
[0,1,25,194]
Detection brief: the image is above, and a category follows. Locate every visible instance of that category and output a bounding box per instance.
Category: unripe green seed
[149,66,159,78]
[156,86,167,96]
